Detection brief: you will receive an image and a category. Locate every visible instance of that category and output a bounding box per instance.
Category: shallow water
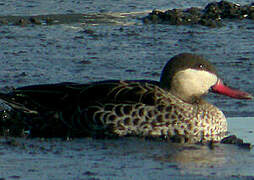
[0,0,254,179]
[0,117,254,180]
[0,0,248,15]
[1,2,254,116]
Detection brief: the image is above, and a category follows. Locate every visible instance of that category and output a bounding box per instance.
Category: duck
[0,53,252,142]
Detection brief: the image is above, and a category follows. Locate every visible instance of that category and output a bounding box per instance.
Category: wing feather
[0,80,161,114]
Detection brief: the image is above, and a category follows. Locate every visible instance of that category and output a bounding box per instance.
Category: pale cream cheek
[175,69,218,96]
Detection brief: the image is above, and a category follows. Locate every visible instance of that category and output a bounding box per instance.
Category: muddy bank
[143,1,254,27]
[0,12,137,26]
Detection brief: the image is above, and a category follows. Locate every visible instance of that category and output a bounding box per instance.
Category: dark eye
[198,64,205,69]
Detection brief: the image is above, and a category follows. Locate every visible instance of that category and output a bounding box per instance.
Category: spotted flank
[0,53,252,143]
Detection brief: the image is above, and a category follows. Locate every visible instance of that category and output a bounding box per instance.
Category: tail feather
[0,92,38,114]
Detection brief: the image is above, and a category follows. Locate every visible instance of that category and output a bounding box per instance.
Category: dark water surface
[0,0,247,15]
[0,0,254,179]
[0,130,253,180]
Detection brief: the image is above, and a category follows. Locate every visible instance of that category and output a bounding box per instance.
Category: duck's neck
[166,69,212,104]
[169,88,203,104]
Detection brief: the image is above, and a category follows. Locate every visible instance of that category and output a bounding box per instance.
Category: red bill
[211,79,253,100]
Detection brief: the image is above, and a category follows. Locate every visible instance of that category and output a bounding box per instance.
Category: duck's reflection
[153,143,227,166]
[103,138,251,175]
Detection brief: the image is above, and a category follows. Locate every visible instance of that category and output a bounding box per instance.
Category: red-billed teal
[0,53,252,142]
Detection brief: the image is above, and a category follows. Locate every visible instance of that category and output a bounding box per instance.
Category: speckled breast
[79,87,228,143]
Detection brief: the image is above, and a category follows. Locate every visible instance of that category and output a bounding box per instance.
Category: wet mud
[0,13,133,26]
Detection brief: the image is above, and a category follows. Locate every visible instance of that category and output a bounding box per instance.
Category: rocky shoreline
[0,1,254,27]
[143,1,254,27]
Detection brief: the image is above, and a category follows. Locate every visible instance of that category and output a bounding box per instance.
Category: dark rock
[244,4,254,19]
[143,0,254,27]
[221,135,252,149]
[221,135,243,144]
[203,1,242,19]
[30,17,41,25]
[45,17,54,25]
[199,18,223,28]
[249,12,254,19]
[15,18,30,26]
[0,19,8,25]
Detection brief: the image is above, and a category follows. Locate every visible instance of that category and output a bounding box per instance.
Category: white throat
[170,68,218,102]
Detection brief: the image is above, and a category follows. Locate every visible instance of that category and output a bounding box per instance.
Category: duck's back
[0,80,160,112]
[0,80,164,137]
[0,80,227,142]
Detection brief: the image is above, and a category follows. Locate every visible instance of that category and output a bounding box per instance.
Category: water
[0,0,254,179]
[1,118,254,180]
